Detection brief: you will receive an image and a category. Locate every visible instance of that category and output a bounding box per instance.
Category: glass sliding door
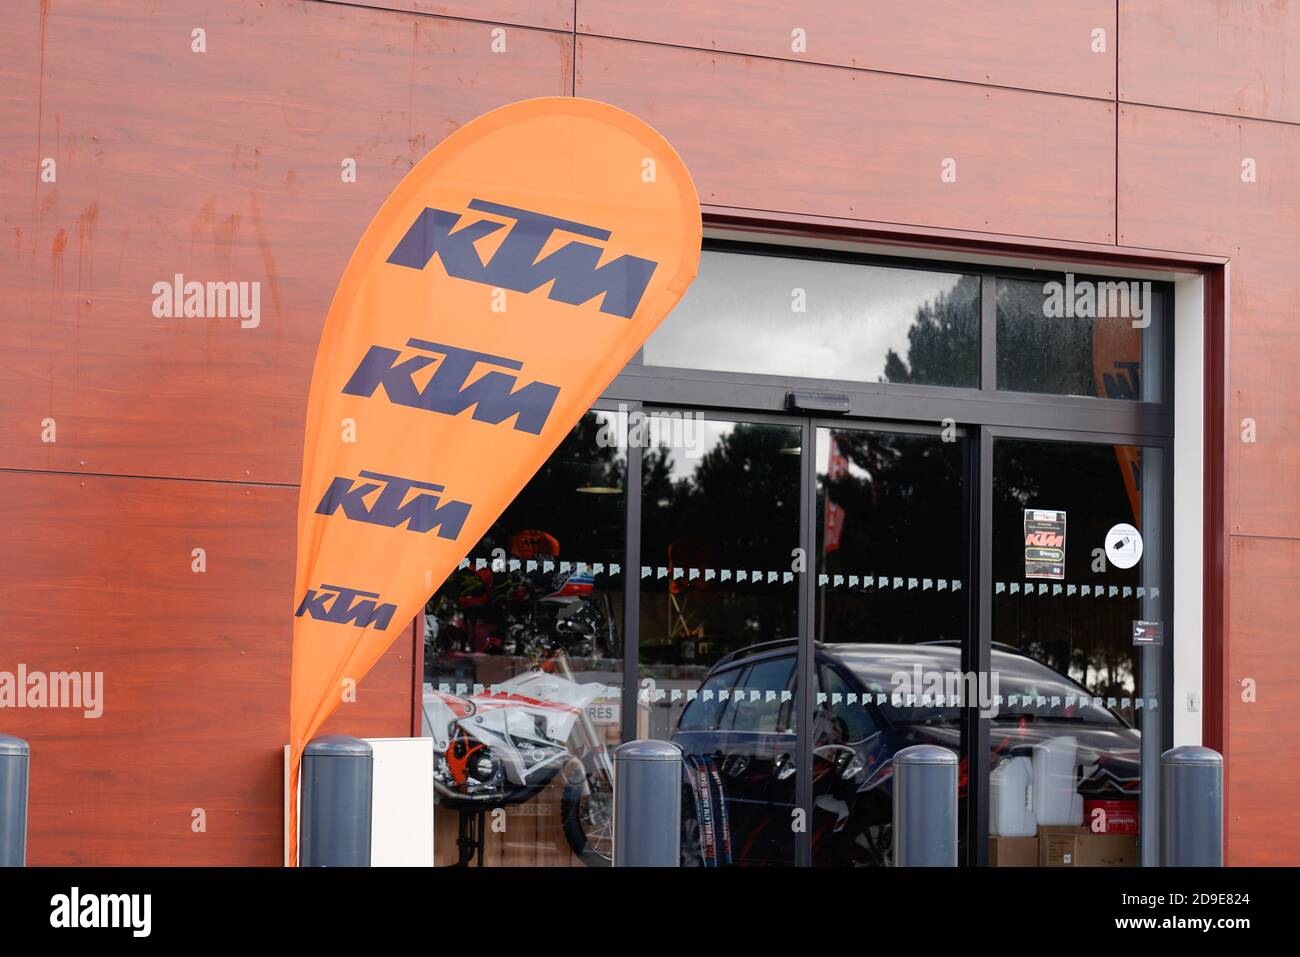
[986,433,1167,868]
[637,415,802,866]
[625,414,1172,869]
[811,425,972,865]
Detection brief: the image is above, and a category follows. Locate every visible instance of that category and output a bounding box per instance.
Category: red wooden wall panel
[1117,104,1300,258]
[1121,0,1300,124]
[1226,537,1300,864]
[0,471,411,865]
[0,0,573,485]
[1118,96,1300,864]
[580,0,1117,99]
[325,0,574,31]
[576,37,1117,244]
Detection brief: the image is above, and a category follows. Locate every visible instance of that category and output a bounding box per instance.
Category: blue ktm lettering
[316,470,472,540]
[295,583,398,630]
[386,199,658,318]
[342,338,559,435]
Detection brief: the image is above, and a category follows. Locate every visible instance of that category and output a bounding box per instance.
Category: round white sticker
[1105,523,1143,569]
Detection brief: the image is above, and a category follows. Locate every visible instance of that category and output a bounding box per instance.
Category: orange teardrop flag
[288,97,700,863]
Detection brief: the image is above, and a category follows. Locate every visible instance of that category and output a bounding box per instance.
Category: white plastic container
[1032,735,1083,826]
[990,755,1037,836]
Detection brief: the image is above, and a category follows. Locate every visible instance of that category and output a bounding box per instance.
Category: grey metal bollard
[613,739,682,867]
[1160,746,1223,867]
[0,735,29,867]
[892,744,958,867]
[301,735,373,867]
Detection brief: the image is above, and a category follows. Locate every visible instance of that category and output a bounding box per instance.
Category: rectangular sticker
[1024,509,1067,580]
[1132,620,1163,647]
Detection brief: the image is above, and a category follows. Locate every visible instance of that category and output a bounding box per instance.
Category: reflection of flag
[823,435,848,552]
[1091,318,1142,523]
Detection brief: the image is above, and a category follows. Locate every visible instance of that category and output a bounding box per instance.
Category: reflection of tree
[423,413,627,672]
[818,431,965,646]
[640,424,801,659]
[641,424,799,569]
[477,413,626,562]
[822,432,963,577]
[881,274,980,386]
[866,274,1149,699]
[995,277,1147,399]
[993,440,1147,698]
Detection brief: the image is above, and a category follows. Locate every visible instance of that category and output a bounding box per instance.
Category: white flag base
[284,737,433,867]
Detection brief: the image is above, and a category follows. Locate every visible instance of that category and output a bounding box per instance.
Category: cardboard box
[1038,826,1088,867]
[1083,798,1139,834]
[1037,827,1139,866]
[990,836,1038,867]
[1075,832,1139,867]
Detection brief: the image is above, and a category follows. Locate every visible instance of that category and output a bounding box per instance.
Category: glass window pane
[421,410,624,867]
[813,427,970,867]
[989,438,1164,868]
[644,249,980,387]
[996,275,1164,401]
[639,417,801,867]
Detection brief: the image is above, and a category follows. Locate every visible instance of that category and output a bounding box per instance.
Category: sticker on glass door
[1024,509,1067,580]
[1105,522,1143,569]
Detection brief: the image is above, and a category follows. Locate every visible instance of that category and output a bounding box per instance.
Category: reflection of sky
[657,420,739,483]
[651,422,878,485]
[646,250,967,381]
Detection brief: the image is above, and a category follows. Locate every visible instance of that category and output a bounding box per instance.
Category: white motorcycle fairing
[423,669,612,801]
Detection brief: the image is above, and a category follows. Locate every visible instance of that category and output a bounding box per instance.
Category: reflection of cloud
[646,250,965,381]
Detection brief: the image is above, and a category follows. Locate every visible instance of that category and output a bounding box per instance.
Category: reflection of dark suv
[672,640,1141,866]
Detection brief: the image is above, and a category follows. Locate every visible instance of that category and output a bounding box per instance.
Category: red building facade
[0,1,1294,865]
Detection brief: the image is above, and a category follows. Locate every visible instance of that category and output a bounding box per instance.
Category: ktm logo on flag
[316,470,472,539]
[295,583,398,630]
[343,338,560,435]
[386,199,658,318]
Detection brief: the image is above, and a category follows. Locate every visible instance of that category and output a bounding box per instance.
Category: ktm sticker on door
[1024,509,1067,580]
[287,96,702,864]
